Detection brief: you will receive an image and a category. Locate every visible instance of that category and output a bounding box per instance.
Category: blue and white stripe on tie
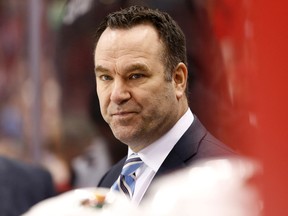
[111,153,143,199]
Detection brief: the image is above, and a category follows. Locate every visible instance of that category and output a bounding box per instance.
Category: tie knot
[121,154,143,176]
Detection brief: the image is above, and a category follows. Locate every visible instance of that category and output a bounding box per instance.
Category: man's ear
[173,62,188,100]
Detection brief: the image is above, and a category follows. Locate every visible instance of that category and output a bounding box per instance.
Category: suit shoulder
[0,156,55,215]
[197,132,237,158]
[0,156,51,179]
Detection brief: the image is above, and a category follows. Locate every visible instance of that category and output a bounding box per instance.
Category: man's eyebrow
[94,65,109,73]
[125,63,149,73]
[95,63,150,74]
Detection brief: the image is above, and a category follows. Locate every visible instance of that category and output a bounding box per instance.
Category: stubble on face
[110,82,178,151]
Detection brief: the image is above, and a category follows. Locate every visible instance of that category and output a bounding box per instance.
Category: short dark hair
[94,5,187,81]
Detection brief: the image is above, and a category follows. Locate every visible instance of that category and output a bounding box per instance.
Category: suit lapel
[155,116,207,178]
[97,156,126,188]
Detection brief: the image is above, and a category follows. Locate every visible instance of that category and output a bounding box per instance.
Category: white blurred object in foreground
[142,157,262,216]
[23,158,262,216]
[22,187,137,216]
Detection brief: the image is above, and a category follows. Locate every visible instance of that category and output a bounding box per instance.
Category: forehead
[94,24,164,58]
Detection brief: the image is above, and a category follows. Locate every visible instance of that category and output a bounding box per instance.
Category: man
[94,5,236,205]
[0,156,55,216]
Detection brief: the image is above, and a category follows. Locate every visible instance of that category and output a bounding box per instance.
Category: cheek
[143,86,175,112]
[96,91,109,113]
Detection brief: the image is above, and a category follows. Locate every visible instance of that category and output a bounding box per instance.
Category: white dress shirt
[129,108,194,205]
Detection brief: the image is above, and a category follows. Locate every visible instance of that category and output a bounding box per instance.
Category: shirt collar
[128,108,194,172]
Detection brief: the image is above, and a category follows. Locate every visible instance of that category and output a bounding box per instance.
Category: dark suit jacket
[98,116,236,195]
[0,156,56,216]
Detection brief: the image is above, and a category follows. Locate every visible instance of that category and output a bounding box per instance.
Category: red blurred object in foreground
[252,0,288,215]
[212,0,288,215]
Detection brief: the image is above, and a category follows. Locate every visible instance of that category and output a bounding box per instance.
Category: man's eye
[129,74,143,80]
[100,75,112,81]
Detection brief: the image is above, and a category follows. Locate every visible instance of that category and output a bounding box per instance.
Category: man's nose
[110,79,131,104]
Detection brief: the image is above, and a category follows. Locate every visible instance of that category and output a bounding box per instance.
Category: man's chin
[112,129,142,145]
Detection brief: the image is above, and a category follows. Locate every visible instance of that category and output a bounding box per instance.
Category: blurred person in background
[41,115,96,193]
[0,82,56,215]
[94,5,237,205]
[0,155,55,216]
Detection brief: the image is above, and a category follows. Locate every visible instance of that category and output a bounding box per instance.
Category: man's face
[94,24,183,151]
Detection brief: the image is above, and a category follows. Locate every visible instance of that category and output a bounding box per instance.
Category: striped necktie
[111,154,143,199]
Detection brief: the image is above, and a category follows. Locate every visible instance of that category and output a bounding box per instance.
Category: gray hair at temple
[94,5,187,82]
